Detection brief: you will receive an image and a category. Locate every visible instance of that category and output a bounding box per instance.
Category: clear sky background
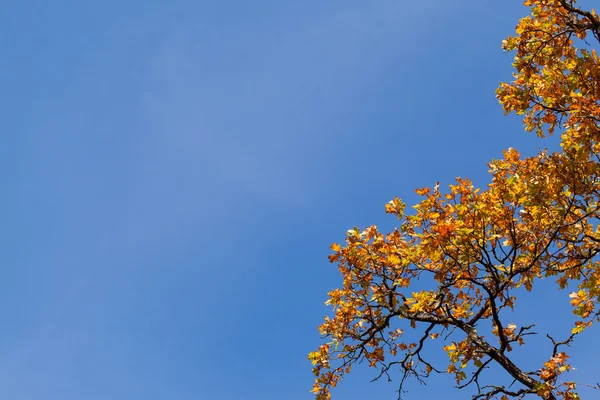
[2,1,598,399]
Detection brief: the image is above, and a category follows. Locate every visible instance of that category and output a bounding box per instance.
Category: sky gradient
[2,1,599,399]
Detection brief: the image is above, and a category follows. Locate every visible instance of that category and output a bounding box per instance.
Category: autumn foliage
[310,1,600,399]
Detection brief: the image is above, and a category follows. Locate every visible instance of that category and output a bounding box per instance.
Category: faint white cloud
[138,0,455,207]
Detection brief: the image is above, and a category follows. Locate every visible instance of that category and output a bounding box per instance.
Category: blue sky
[2,1,599,399]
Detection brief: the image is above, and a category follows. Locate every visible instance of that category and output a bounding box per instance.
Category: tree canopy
[309,1,600,399]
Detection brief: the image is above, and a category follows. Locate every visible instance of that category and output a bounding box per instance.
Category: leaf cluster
[310,1,600,399]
